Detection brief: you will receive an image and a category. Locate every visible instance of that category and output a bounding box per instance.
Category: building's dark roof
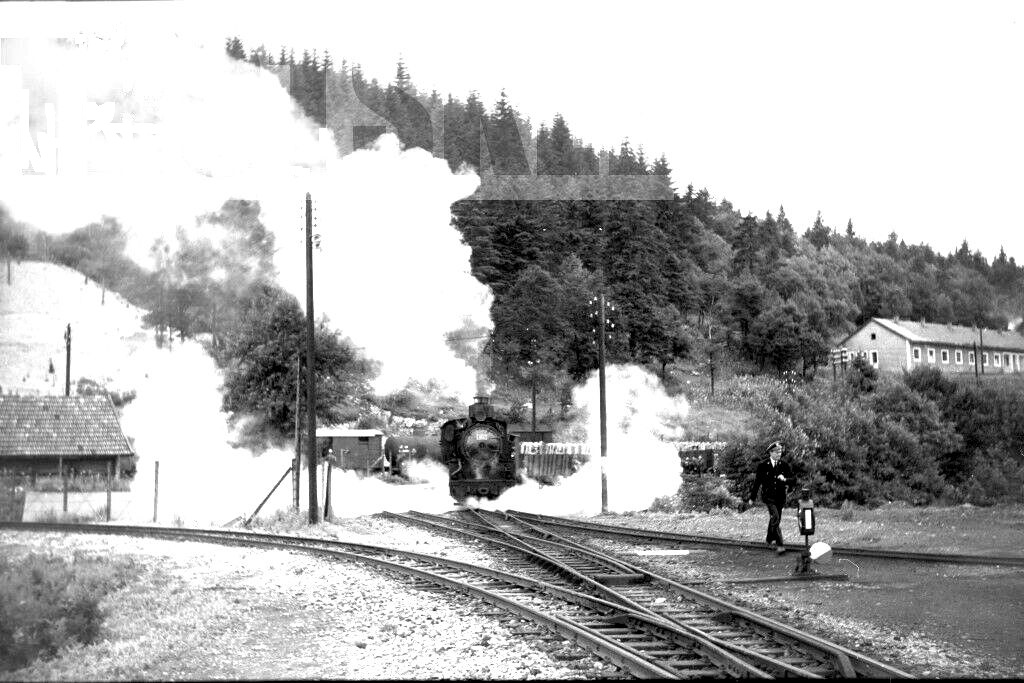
[843,318,1024,352]
[0,395,133,458]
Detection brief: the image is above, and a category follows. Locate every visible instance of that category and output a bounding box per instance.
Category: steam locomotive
[441,396,520,502]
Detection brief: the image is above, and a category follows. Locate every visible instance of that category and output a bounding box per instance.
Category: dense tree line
[225,37,1024,396]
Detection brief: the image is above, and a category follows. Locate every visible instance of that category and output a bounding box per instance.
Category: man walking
[747,441,793,554]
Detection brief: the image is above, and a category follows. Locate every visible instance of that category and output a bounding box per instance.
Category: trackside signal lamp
[797,488,815,536]
[794,487,818,575]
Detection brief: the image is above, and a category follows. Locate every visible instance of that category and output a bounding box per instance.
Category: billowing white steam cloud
[2,35,487,523]
[2,35,489,399]
[117,338,457,525]
[479,364,689,514]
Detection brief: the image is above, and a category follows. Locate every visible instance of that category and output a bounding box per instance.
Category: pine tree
[225,37,246,61]
[485,90,529,174]
[547,114,574,174]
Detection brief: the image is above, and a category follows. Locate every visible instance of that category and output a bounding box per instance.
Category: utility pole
[708,323,715,399]
[64,324,71,397]
[293,355,301,511]
[597,293,608,514]
[305,193,319,524]
[979,328,985,378]
[973,341,980,385]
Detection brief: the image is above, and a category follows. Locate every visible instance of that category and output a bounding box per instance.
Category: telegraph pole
[64,324,71,397]
[979,328,985,378]
[597,293,608,514]
[293,355,301,511]
[708,323,716,399]
[305,193,319,524]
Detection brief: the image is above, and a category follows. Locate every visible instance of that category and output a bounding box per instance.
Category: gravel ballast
[0,522,618,680]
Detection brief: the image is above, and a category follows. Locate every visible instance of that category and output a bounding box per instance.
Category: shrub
[965,447,1024,506]
[650,476,743,513]
[0,552,137,672]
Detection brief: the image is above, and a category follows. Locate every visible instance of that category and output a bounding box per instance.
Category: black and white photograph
[1,0,1022,678]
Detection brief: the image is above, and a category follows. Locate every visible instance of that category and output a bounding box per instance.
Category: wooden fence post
[153,460,159,524]
[105,461,112,522]
[59,455,67,513]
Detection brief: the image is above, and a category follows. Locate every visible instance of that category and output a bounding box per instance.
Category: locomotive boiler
[441,396,519,502]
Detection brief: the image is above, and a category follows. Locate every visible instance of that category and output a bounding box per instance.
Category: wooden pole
[244,467,292,527]
[153,460,159,523]
[531,375,537,436]
[105,461,112,522]
[979,329,985,378]
[64,324,71,397]
[305,193,319,524]
[598,293,608,514]
[324,460,332,521]
[973,341,979,385]
[293,356,301,511]
[708,324,715,399]
[59,454,67,513]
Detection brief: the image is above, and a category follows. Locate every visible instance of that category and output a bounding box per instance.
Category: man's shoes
[776,545,787,555]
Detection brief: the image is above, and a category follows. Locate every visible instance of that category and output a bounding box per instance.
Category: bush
[0,552,137,672]
[650,476,743,512]
[965,447,1024,506]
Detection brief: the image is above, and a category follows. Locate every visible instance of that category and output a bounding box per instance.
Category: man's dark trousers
[765,502,784,545]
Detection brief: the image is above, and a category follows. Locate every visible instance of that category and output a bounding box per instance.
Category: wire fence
[0,474,137,522]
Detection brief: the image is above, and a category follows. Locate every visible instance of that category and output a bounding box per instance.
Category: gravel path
[0,520,620,680]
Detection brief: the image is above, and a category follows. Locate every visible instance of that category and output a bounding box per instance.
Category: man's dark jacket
[749,458,793,505]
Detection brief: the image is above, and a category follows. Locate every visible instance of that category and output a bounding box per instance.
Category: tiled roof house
[838,318,1024,374]
[0,395,134,476]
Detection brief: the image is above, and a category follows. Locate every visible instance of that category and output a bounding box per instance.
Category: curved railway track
[2,521,782,679]
[386,510,910,678]
[507,510,1024,567]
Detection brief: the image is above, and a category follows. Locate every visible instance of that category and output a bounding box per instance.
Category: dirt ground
[579,503,1024,677]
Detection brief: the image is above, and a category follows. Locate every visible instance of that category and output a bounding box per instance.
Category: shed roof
[0,395,133,458]
[846,318,1024,352]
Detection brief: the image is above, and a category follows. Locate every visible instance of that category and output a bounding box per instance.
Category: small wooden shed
[315,427,386,474]
[0,395,134,478]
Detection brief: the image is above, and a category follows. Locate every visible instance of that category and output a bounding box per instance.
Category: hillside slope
[0,261,150,396]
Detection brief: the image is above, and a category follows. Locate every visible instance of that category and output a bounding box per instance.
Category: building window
[955,350,963,364]
[870,332,876,340]
[912,347,921,361]
[927,348,935,363]
[969,351,976,365]
[1004,353,1011,368]
[941,349,949,363]
[983,353,989,366]
[994,354,1001,367]
[870,350,878,367]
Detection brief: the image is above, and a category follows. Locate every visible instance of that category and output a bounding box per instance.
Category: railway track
[505,511,1024,567]
[3,521,787,679]
[387,510,910,678]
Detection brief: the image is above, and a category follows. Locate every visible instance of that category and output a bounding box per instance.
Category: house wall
[907,343,1022,374]
[841,320,910,372]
